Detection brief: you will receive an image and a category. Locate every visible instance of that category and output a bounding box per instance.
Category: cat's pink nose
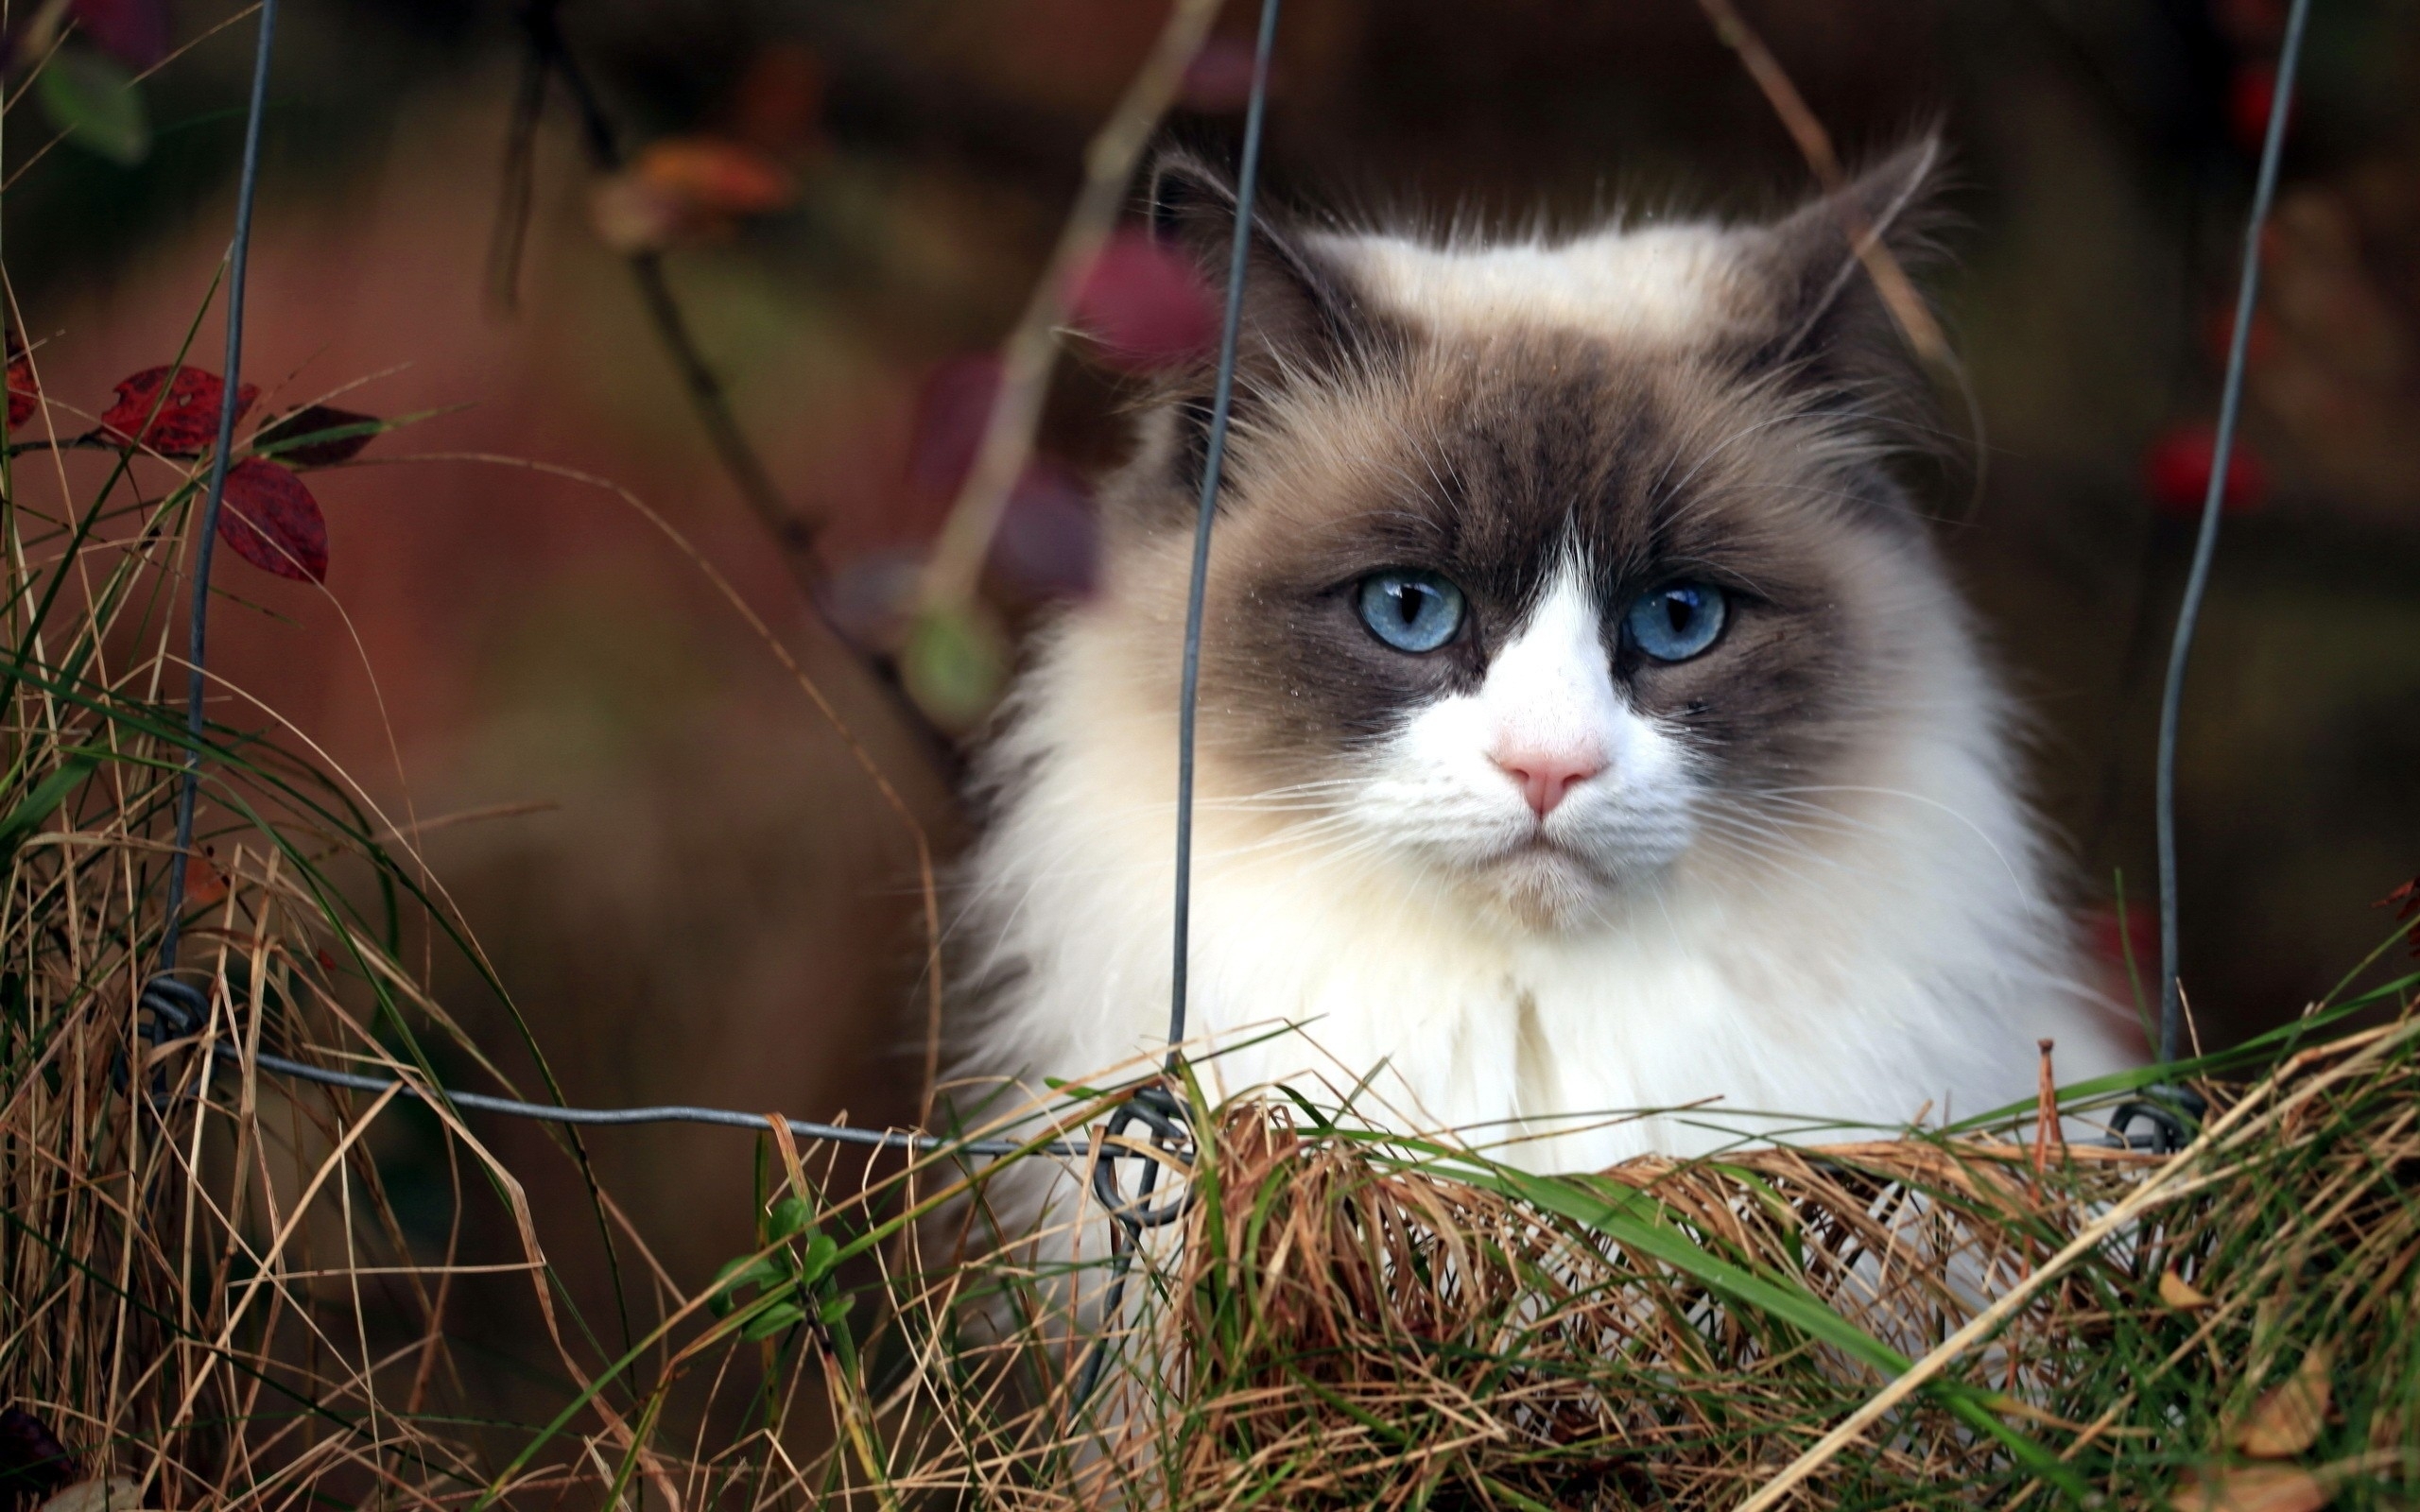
[1493,748,1603,817]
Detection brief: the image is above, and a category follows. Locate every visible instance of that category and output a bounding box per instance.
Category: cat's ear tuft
[1138,145,1369,387]
[1130,146,1385,506]
[1147,146,1232,248]
[1737,133,1954,398]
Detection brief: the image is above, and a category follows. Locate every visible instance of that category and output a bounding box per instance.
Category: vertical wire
[1068,0,1283,1415]
[1168,0,1283,1062]
[157,0,282,972]
[2155,0,2310,1064]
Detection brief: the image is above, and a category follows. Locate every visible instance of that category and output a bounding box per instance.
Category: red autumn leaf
[216,458,328,582]
[253,404,379,467]
[100,366,260,456]
[6,332,36,430]
[590,136,797,253]
[1069,229,1219,373]
[2144,422,2270,520]
[72,0,170,69]
[906,354,1002,499]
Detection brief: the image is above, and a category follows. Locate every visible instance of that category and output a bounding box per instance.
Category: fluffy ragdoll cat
[951,139,2128,1177]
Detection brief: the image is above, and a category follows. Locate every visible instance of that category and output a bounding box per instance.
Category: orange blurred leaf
[2232,1345,2334,1459]
[2160,1268,2215,1310]
[591,137,797,253]
[183,851,227,909]
[2171,1464,2331,1512]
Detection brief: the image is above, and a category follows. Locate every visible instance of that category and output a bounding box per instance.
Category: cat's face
[1085,145,1956,931]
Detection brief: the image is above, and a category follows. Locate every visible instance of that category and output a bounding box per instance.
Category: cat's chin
[1465,839,1627,933]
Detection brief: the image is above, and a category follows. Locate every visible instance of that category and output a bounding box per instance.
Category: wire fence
[132,0,2311,1382]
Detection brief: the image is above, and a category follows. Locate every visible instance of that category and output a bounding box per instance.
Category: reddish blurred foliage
[217,458,329,583]
[2087,903,2160,979]
[1068,229,1219,373]
[5,334,35,430]
[2213,0,2290,46]
[2228,62,2285,155]
[906,353,1001,499]
[254,404,379,467]
[728,43,828,155]
[70,0,168,70]
[590,137,798,254]
[99,366,258,455]
[183,850,229,909]
[2380,877,2420,958]
[2144,421,2271,518]
[896,356,1096,600]
[992,458,1098,597]
[2204,303,2281,370]
[1182,37,1261,111]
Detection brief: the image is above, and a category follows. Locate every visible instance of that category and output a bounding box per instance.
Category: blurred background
[11,0,2420,1410]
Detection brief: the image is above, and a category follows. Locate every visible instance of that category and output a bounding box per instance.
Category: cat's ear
[1733,134,1952,400]
[1144,146,1368,387]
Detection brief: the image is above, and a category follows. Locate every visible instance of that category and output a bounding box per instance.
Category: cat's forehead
[1311,220,1759,349]
[1232,318,1826,615]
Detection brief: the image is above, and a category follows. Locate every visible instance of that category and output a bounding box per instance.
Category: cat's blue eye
[1355,570,1466,654]
[1625,581,1728,662]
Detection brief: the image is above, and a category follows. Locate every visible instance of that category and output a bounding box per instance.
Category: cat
[947,138,2130,1179]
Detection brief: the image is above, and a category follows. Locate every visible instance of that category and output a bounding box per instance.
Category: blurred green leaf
[799,1232,838,1288]
[768,1194,814,1242]
[0,752,99,865]
[36,48,150,166]
[817,1294,850,1328]
[903,605,1005,729]
[707,1253,787,1318]
[738,1301,805,1342]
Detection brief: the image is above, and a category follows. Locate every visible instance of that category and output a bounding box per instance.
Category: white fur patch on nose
[1480,566,1621,802]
